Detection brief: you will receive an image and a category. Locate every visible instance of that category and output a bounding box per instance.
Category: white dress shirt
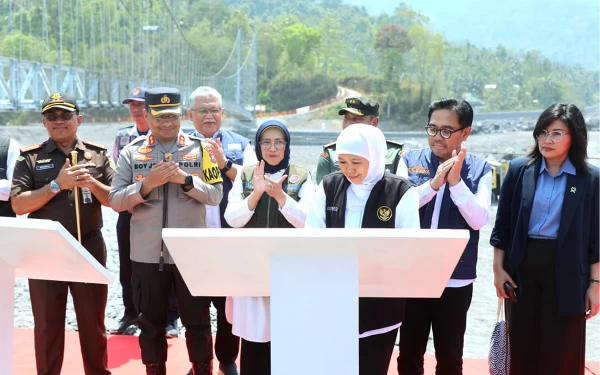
[397,157,492,287]
[0,138,20,201]
[224,167,315,342]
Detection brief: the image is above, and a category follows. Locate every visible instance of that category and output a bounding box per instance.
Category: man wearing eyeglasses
[185,86,256,375]
[396,97,492,375]
[315,96,404,185]
[10,91,114,375]
[109,87,223,375]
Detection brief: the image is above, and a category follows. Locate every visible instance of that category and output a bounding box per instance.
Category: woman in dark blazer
[490,103,599,375]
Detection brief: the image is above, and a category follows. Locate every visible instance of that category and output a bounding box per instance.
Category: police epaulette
[189,134,203,141]
[20,144,42,153]
[323,141,336,149]
[82,140,107,149]
[386,140,404,147]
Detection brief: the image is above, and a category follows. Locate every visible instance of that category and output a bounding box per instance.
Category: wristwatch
[181,174,193,192]
[49,180,61,193]
[220,158,233,174]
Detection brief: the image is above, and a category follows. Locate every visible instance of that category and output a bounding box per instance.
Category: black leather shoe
[146,363,166,375]
[108,315,138,335]
[191,361,212,375]
[218,362,239,375]
[165,319,179,338]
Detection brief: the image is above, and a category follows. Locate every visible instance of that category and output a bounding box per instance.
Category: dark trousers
[131,261,212,364]
[212,296,240,365]
[360,328,399,375]
[240,339,270,375]
[117,212,178,322]
[508,238,586,375]
[398,283,473,375]
[116,212,136,317]
[29,231,110,375]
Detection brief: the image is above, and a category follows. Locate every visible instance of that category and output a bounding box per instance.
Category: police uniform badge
[164,153,173,162]
[377,206,393,222]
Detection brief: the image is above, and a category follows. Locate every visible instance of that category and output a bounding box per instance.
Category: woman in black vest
[305,124,420,374]
[491,103,599,375]
[224,120,314,375]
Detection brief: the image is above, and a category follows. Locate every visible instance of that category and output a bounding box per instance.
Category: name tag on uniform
[227,143,242,151]
[81,187,93,204]
[120,136,131,146]
[35,164,54,171]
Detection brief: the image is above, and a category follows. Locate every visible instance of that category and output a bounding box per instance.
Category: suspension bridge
[0,0,258,121]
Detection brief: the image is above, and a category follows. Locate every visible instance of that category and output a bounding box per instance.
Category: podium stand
[0,217,114,375]
[163,228,468,375]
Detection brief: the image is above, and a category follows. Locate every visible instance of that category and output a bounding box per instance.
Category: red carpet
[12,328,599,374]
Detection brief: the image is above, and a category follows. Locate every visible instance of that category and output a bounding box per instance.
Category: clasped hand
[430,146,467,191]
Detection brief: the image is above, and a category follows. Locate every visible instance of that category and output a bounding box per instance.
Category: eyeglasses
[536,130,570,142]
[259,140,287,150]
[190,108,222,115]
[44,112,75,121]
[153,114,180,123]
[425,125,466,139]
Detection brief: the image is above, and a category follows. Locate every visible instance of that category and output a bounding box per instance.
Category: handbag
[488,298,510,375]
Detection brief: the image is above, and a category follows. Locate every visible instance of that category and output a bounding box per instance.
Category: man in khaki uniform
[109,87,223,375]
[11,92,113,375]
[315,96,404,184]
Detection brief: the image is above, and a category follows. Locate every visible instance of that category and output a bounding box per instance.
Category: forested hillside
[0,0,597,124]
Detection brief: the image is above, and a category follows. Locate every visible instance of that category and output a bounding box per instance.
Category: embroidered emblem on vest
[288,174,300,184]
[377,206,393,221]
[326,206,338,212]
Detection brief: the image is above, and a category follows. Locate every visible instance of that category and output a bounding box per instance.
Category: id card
[81,188,93,204]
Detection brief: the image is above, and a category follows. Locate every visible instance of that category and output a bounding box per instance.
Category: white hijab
[336,124,386,195]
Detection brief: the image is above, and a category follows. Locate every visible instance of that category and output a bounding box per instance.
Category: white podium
[163,228,468,375]
[0,217,114,375]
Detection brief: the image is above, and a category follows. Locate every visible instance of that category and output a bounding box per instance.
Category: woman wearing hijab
[491,103,599,374]
[224,119,314,375]
[305,124,420,374]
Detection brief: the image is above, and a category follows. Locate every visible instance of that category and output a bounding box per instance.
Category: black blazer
[490,157,599,316]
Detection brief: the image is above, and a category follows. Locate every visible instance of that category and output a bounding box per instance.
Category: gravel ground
[4,124,599,361]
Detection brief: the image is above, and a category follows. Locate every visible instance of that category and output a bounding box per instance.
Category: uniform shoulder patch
[323,141,336,149]
[386,140,404,147]
[82,140,107,150]
[129,135,147,145]
[320,152,329,159]
[20,144,42,153]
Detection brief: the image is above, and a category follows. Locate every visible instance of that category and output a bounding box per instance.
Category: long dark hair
[527,103,588,173]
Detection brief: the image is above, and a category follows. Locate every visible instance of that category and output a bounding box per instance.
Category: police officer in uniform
[10,92,114,375]
[110,86,149,334]
[315,96,404,185]
[109,87,223,375]
[0,134,20,217]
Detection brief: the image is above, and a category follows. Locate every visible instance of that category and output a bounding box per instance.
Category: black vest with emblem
[323,171,412,334]
[241,164,308,228]
[0,136,16,217]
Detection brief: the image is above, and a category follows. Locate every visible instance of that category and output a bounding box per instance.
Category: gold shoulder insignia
[82,140,107,150]
[20,144,42,153]
[386,140,404,147]
[323,141,336,149]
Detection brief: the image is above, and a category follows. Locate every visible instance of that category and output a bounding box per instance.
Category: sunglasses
[44,112,76,121]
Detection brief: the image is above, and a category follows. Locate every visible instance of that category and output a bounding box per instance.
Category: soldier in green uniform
[315,96,404,185]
